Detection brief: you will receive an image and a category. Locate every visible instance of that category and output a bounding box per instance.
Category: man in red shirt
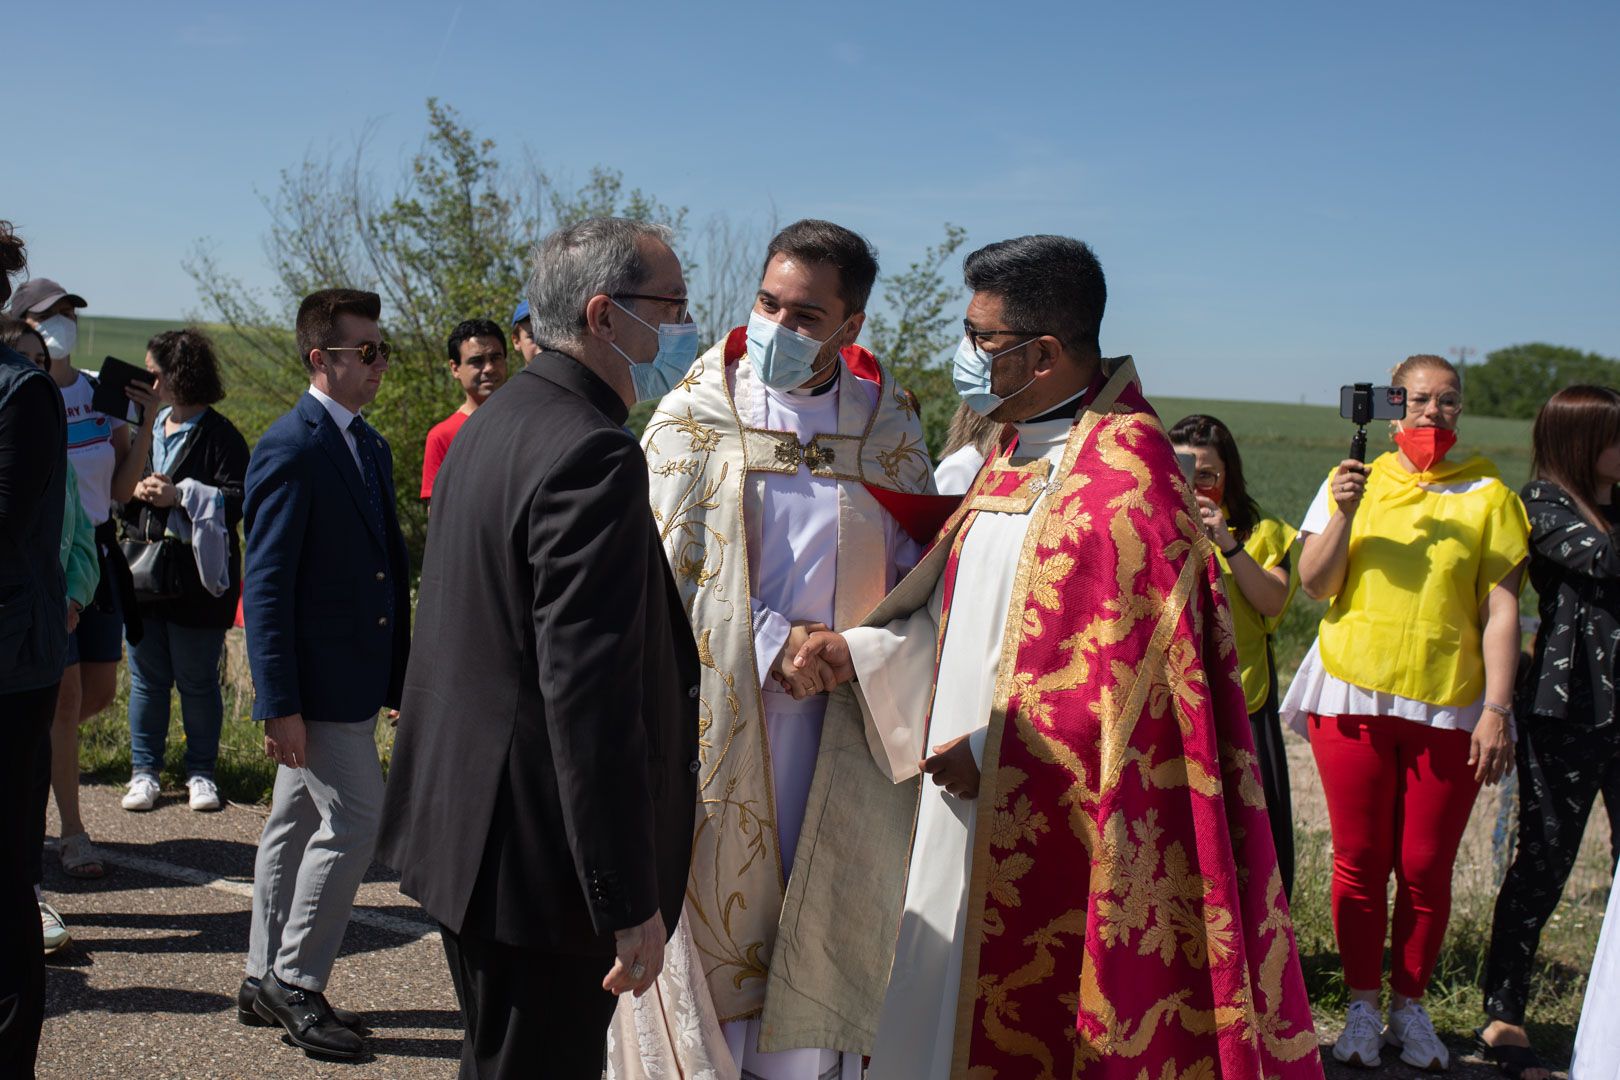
[421,319,508,503]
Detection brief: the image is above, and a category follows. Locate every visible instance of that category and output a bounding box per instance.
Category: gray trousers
[246,717,382,992]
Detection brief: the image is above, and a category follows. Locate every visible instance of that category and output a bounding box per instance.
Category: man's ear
[583,294,617,341]
[843,311,866,348]
[1035,335,1063,373]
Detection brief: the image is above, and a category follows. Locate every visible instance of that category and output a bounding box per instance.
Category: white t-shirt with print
[60,370,125,526]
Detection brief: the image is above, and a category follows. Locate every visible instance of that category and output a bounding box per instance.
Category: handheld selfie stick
[1348,382,1371,463]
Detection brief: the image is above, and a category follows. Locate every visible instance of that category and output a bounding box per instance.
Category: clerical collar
[787,362,841,398]
[1022,382,1093,424]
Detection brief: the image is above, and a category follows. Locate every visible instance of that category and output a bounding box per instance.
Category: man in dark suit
[239,288,411,1061]
[378,218,701,1078]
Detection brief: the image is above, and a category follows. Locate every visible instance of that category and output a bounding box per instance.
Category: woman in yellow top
[1281,354,1529,1072]
[1170,414,1298,899]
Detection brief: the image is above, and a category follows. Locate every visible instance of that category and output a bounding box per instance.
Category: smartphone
[91,356,157,424]
[1339,383,1407,426]
[1175,450,1197,485]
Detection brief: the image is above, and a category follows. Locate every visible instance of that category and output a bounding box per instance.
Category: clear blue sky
[10,1,1618,403]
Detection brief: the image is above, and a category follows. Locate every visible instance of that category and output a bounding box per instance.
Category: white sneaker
[40,902,69,954]
[1386,1000,1449,1071]
[1332,1000,1384,1067]
[121,773,160,811]
[187,775,221,812]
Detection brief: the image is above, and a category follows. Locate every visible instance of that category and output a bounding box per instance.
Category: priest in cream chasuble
[607,229,940,1080]
[773,236,1322,1079]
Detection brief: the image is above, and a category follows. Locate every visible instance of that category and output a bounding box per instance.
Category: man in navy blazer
[238,288,410,1061]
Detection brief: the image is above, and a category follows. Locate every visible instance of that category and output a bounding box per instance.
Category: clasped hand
[135,472,179,508]
[775,627,858,701]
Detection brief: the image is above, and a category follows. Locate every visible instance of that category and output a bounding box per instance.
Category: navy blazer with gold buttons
[242,390,411,724]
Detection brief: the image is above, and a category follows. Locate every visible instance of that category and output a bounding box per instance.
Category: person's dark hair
[295,288,382,372]
[447,318,507,364]
[962,235,1106,357]
[0,315,48,364]
[147,328,225,407]
[1532,385,1620,529]
[1168,413,1262,541]
[763,219,879,318]
[0,220,25,308]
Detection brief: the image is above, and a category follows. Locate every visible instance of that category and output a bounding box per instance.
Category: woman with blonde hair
[1281,354,1529,1071]
[1480,385,1620,1079]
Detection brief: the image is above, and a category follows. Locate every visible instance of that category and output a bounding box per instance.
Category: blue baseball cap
[511,299,529,327]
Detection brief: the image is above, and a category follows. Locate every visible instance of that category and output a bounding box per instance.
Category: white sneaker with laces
[1386,1000,1449,1071]
[40,902,69,954]
[1333,1000,1383,1067]
[121,773,160,811]
[187,775,221,812]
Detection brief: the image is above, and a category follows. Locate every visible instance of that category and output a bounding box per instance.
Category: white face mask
[36,314,77,361]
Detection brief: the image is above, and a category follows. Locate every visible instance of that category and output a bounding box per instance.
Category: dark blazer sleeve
[531,429,660,935]
[1527,485,1620,580]
[244,427,311,721]
[208,418,251,530]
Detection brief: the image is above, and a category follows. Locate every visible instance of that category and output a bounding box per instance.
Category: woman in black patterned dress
[1480,385,1620,1079]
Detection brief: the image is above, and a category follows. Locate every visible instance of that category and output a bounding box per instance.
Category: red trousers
[1308,713,1482,998]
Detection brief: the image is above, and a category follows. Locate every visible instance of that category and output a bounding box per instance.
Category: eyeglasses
[324,341,393,365]
[1406,392,1462,413]
[614,293,689,321]
[963,319,1048,349]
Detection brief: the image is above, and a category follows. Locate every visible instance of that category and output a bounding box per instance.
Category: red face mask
[1195,479,1226,505]
[1392,426,1458,472]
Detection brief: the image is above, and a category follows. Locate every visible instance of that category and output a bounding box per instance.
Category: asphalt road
[39,783,459,1078]
[35,781,1561,1078]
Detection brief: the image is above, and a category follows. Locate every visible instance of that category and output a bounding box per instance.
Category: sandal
[1475,1027,1552,1078]
[59,831,106,879]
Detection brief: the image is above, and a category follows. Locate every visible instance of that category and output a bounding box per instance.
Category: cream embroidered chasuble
[607,331,934,1078]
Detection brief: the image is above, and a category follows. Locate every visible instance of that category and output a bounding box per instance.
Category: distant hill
[76,316,179,367]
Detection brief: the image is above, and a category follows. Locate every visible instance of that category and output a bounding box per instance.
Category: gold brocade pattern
[943,363,1320,1078]
[638,339,933,1023]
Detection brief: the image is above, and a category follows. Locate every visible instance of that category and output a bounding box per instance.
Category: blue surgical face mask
[746,309,849,391]
[610,300,701,403]
[952,335,1037,417]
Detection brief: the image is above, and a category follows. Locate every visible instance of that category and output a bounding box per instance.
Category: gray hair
[525,217,673,350]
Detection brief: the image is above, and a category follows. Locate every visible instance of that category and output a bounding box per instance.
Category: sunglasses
[324,341,393,365]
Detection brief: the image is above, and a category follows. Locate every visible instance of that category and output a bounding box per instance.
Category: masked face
[35,313,77,361]
[746,310,849,391]
[1392,426,1458,472]
[952,335,1037,417]
[609,299,700,404]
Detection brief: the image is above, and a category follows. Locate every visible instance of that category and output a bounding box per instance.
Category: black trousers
[1250,652,1295,901]
[1483,717,1620,1024]
[440,925,619,1079]
[0,682,60,1077]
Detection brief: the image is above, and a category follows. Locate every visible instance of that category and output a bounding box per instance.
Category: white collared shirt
[307,383,362,472]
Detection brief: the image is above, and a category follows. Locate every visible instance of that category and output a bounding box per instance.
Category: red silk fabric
[938,382,1322,1077]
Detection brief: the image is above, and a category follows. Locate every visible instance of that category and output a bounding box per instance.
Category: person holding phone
[117,329,248,815]
[1477,386,1620,1079]
[3,278,156,883]
[1170,413,1299,897]
[1280,354,1529,1070]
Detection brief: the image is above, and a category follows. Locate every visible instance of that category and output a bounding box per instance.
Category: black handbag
[120,512,188,603]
